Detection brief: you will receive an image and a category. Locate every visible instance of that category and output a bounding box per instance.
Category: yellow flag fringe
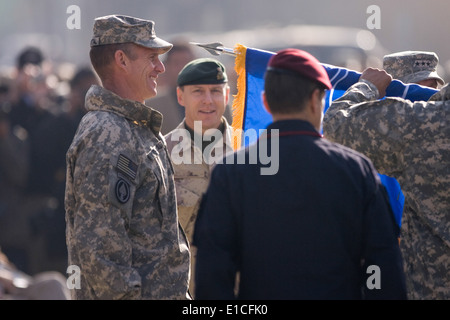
[231,44,247,150]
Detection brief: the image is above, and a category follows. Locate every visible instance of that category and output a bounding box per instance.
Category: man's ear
[114,50,129,71]
[225,85,231,106]
[176,86,186,108]
[309,88,324,116]
[262,91,272,115]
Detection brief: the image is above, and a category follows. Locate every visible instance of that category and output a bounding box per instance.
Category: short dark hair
[89,43,138,81]
[264,70,325,114]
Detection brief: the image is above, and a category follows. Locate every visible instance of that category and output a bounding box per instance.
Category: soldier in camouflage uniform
[65,15,190,300]
[163,58,233,297]
[323,67,450,300]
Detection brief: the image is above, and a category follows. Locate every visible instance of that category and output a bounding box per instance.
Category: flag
[231,44,439,229]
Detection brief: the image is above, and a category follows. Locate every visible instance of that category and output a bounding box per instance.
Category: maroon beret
[267,48,332,90]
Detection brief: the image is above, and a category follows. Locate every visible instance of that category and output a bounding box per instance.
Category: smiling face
[177,83,230,133]
[126,45,166,101]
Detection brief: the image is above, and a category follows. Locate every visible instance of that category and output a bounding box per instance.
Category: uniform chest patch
[115,178,131,204]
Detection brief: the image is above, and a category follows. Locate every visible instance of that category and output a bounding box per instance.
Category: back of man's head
[264,49,331,114]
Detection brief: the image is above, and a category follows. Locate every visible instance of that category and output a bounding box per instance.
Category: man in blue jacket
[193,48,407,300]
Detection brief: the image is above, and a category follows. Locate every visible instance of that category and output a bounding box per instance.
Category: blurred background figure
[0,46,60,275]
[7,47,55,136]
[0,44,98,276]
[27,66,99,274]
[0,76,31,275]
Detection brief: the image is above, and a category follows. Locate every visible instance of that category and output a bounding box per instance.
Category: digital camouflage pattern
[164,118,234,296]
[90,15,173,53]
[65,85,190,300]
[383,51,444,85]
[323,80,450,300]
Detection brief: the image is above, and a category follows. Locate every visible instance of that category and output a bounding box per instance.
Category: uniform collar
[266,119,321,135]
[172,117,234,152]
[85,85,163,134]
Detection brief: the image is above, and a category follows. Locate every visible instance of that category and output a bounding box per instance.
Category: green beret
[177,58,228,87]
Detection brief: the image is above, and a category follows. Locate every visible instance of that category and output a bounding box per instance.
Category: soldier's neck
[103,78,145,104]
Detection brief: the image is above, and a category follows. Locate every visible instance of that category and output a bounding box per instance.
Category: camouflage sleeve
[69,120,141,299]
[329,79,380,109]
[323,80,417,176]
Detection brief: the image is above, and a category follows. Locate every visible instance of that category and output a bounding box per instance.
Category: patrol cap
[177,58,228,87]
[90,15,173,54]
[383,51,444,85]
[267,48,332,90]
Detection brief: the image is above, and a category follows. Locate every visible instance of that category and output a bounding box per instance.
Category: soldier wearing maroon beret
[194,48,407,300]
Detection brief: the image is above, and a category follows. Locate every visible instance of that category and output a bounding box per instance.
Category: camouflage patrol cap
[177,58,228,87]
[383,51,444,85]
[90,15,173,53]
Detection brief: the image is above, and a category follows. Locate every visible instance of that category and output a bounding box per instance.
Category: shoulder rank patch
[117,154,138,181]
[115,178,130,204]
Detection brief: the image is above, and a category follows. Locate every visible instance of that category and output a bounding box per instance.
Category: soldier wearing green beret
[164,58,234,297]
[65,15,190,300]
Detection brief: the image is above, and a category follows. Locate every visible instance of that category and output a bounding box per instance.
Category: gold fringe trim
[231,44,247,150]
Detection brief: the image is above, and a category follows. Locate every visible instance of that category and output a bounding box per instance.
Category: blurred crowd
[0,46,99,276]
